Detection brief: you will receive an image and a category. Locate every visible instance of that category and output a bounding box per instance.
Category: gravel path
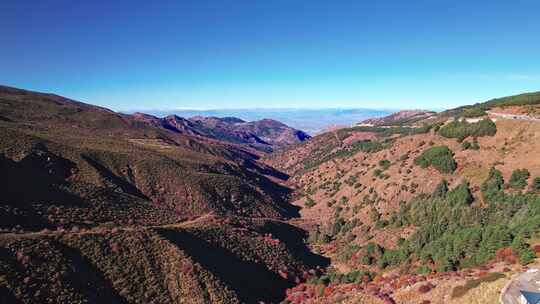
[487,111,540,122]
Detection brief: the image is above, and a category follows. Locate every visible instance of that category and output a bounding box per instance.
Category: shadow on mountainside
[257,221,330,270]
[0,243,127,304]
[239,162,301,218]
[55,242,128,304]
[0,149,88,230]
[0,285,20,304]
[242,158,290,181]
[253,174,300,218]
[0,149,83,207]
[81,154,149,200]
[158,228,294,304]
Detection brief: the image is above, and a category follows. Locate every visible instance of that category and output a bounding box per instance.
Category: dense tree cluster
[414,146,457,173]
[438,119,497,141]
[508,168,531,190]
[461,139,480,150]
[381,168,540,272]
[533,177,540,192]
[461,107,487,118]
[484,91,540,108]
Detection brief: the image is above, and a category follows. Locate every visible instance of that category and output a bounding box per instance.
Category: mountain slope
[0,85,332,303]
[4,85,540,303]
[0,215,328,304]
[359,110,436,127]
[0,85,299,228]
[266,94,540,303]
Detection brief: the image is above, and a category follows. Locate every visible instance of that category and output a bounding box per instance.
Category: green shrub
[432,179,449,198]
[345,175,357,186]
[508,169,530,190]
[414,146,457,173]
[378,159,391,170]
[305,197,316,208]
[415,265,432,275]
[447,180,474,206]
[359,242,383,265]
[341,270,375,284]
[330,217,346,236]
[532,177,540,191]
[519,248,536,265]
[310,269,375,286]
[378,248,408,268]
[337,243,361,262]
[439,119,497,141]
[461,107,487,118]
[481,167,504,200]
[462,139,480,150]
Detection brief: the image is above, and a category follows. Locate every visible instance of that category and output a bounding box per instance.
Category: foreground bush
[508,168,530,190]
[414,146,457,173]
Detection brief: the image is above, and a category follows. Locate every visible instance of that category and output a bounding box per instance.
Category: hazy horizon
[127,108,395,135]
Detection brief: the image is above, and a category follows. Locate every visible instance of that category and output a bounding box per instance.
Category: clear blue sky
[1,0,539,111]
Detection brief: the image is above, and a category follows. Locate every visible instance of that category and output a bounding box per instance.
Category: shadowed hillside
[0,85,330,303]
[0,85,302,232]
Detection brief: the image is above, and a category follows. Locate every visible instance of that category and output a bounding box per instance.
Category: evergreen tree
[509,168,530,190]
[447,180,473,206]
[433,179,449,198]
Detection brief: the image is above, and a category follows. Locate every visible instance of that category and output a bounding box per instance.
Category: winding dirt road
[488,111,540,122]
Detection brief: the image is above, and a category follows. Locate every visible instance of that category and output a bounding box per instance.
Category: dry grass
[447,275,508,304]
[343,293,386,304]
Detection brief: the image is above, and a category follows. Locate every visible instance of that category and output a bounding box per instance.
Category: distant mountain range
[131,112,310,152]
[130,108,394,135]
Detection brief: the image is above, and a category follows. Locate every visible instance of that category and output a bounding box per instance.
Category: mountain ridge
[130,110,311,152]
